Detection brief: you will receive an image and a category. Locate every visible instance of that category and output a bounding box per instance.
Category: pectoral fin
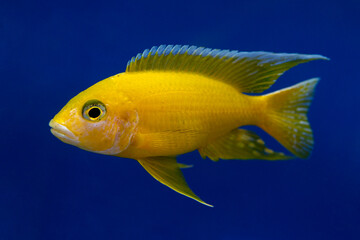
[137,157,212,207]
[199,129,292,161]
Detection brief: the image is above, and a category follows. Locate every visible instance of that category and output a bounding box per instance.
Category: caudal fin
[260,78,319,158]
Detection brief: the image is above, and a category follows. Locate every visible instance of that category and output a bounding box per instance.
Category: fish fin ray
[126,45,328,93]
[137,157,212,207]
[177,163,193,169]
[260,78,319,158]
[199,129,292,161]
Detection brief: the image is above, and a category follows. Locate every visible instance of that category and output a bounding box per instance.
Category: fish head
[49,80,138,155]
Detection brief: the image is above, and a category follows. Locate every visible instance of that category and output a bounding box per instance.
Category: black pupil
[88,107,101,118]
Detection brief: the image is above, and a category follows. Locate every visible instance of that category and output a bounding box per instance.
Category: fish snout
[49,119,80,145]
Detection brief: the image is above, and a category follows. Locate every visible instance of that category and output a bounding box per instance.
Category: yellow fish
[49,45,327,207]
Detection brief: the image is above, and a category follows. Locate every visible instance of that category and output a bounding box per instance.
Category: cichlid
[49,45,328,206]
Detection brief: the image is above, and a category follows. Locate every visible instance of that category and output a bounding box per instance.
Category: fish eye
[82,100,106,121]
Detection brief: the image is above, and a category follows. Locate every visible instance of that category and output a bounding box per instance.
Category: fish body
[113,72,257,159]
[50,45,328,206]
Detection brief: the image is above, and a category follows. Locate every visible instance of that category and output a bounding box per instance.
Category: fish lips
[49,119,80,146]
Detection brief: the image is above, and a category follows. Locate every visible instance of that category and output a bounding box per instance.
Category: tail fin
[260,78,319,158]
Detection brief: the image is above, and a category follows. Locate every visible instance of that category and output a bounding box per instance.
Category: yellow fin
[261,78,319,158]
[137,157,212,207]
[199,129,291,161]
[126,45,328,93]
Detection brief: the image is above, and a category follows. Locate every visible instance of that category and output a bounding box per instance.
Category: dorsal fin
[126,45,328,93]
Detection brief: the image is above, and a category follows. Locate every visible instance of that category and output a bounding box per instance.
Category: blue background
[1,0,359,239]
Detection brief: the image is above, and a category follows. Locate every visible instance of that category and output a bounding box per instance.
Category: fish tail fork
[258,78,319,158]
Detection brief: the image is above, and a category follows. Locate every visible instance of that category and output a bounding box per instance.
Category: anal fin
[137,157,212,207]
[199,129,292,161]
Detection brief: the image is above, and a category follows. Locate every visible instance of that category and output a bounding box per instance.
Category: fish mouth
[49,119,80,145]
